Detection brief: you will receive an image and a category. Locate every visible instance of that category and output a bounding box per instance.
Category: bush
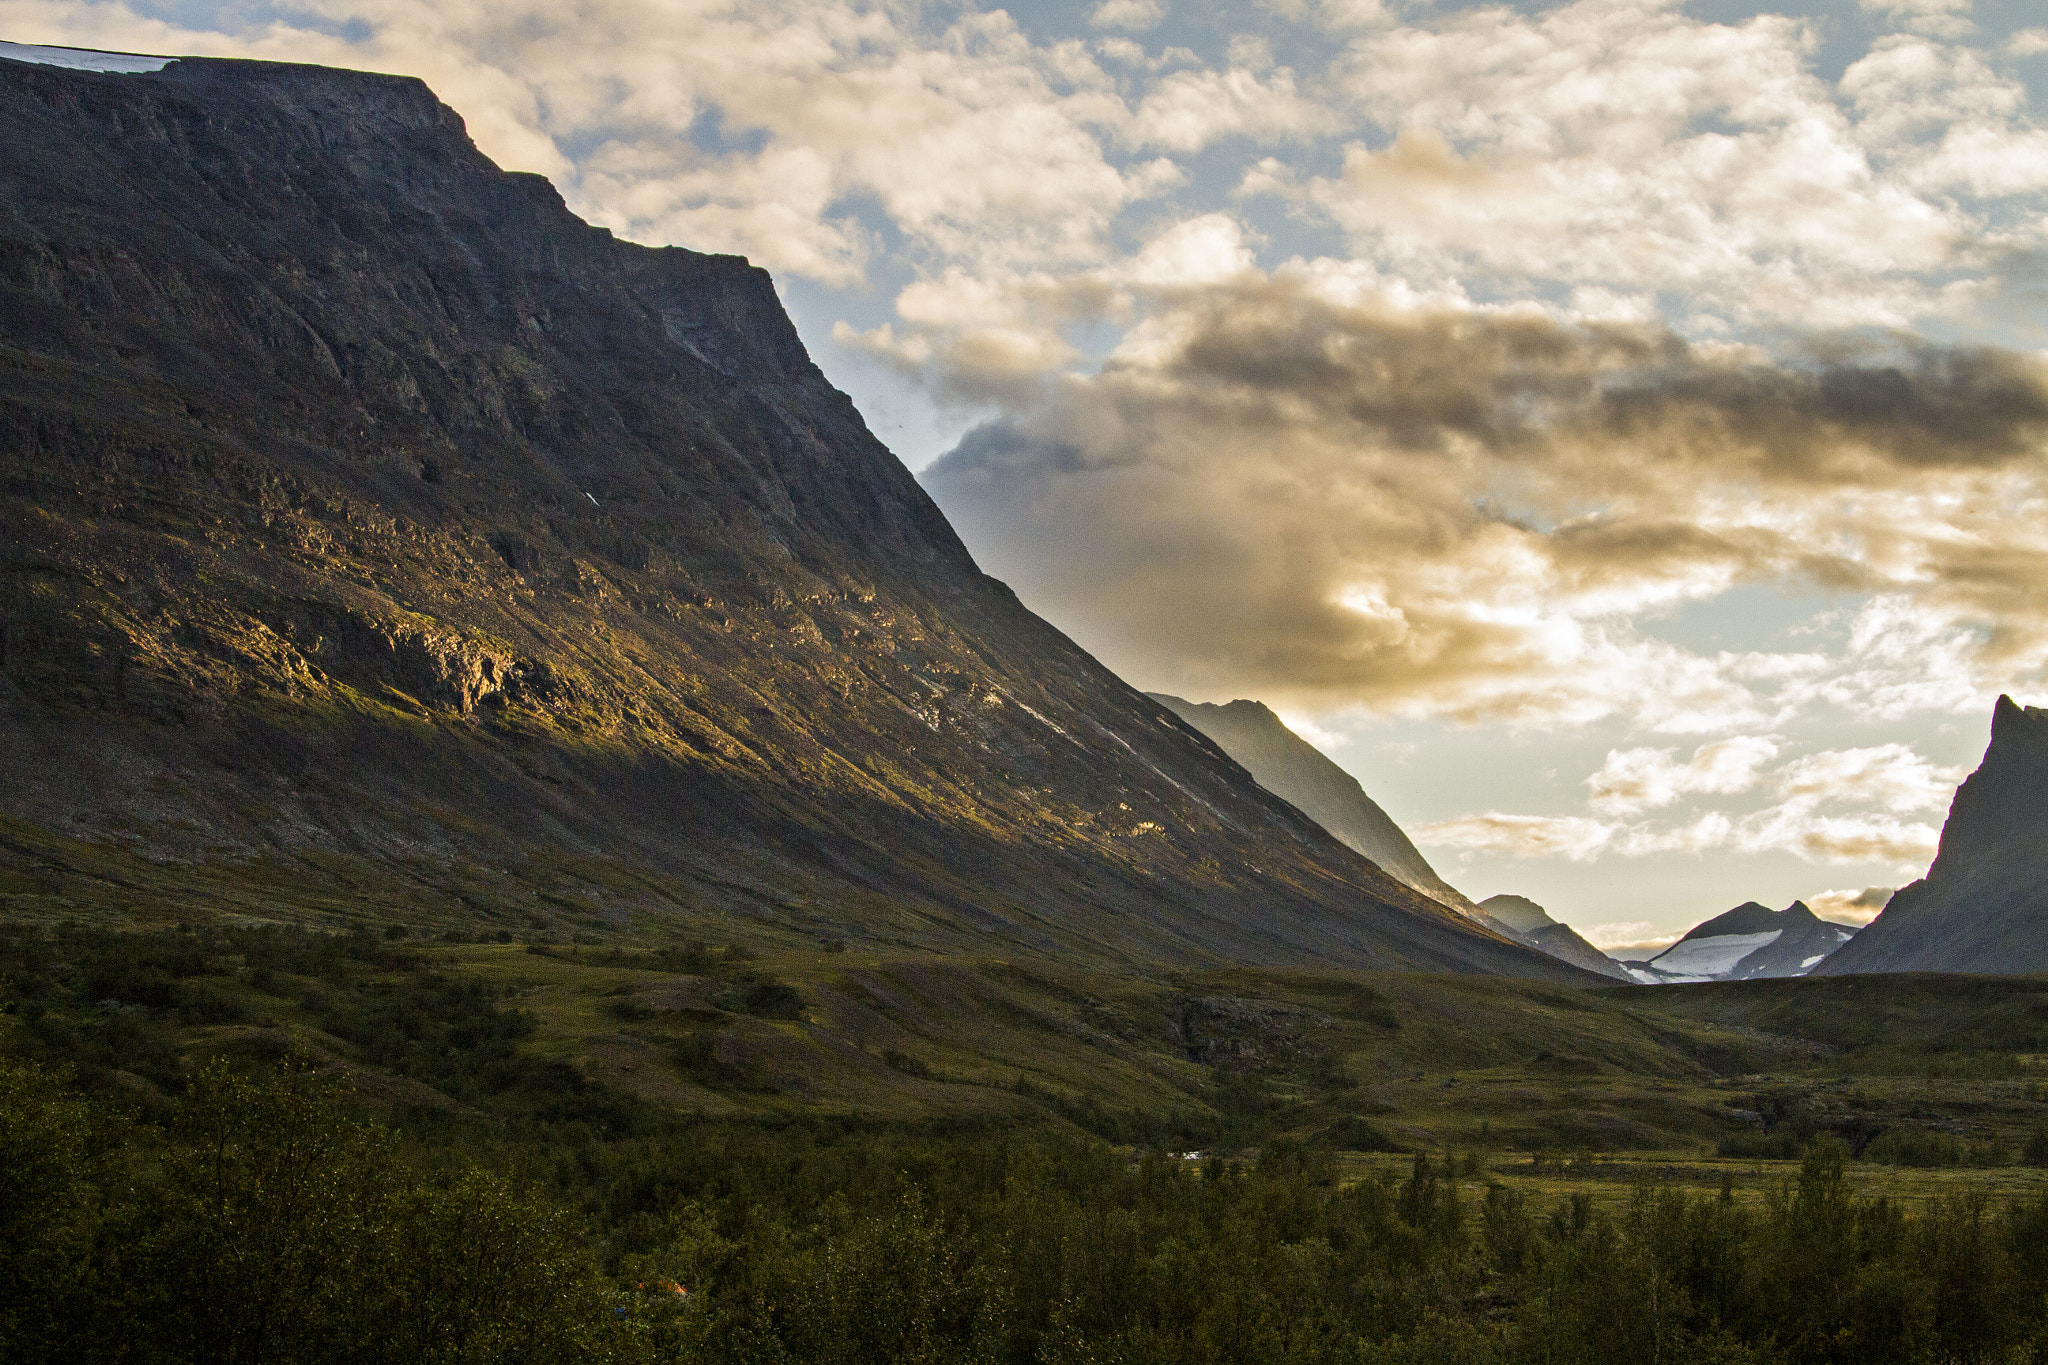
[1864,1127,1964,1168]
[0,1056,629,1364]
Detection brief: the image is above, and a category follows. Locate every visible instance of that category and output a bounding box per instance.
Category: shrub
[1865,1127,1964,1168]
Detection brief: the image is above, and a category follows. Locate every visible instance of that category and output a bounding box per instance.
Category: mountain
[1478,894,1633,982]
[1817,696,2048,975]
[1624,901,1855,983]
[1144,696,1479,912]
[1142,695,1628,976]
[0,51,1590,979]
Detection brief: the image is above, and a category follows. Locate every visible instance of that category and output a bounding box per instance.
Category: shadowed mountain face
[1144,696,1623,977]
[1143,696,1477,913]
[1819,696,2048,975]
[0,54,1588,978]
[1477,895,1632,982]
[1626,901,1854,983]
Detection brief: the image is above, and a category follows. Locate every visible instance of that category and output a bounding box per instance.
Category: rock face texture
[1818,696,2048,975]
[1478,894,1632,982]
[0,53,1585,977]
[1624,901,1855,983]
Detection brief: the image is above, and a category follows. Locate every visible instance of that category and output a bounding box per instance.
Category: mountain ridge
[1477,894,1632,982]
[1627,900,1854,982]
[1142,695,1631,978]
[1818,695,2048,975]
[0,52,1589,980]
[1143,695,1477,912]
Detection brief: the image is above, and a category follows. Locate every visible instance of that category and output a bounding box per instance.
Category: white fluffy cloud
[1770,744,1966,812]
[1587,738,1782,815]
[1091,0,1166,33]
[1291,0,2040,329]
[1414,813,1621,862]
[1419,730,1962,870]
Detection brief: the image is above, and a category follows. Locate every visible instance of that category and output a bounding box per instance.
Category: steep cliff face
[1818,697,2048,975]
[0,52,1583,977]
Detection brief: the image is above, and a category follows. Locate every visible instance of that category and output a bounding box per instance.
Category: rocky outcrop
[0,52,1587,979]
[1817,696,2048,975]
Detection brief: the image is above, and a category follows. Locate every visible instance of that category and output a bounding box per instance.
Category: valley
[4,38,2048,1365]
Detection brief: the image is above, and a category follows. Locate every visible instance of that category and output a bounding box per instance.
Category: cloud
[1581,921,1680,954]
[923,268,2048,727]
[1091,0,1167,32]
[1128,63,1330,152]
[1414,813,1618,861]
[1770,744,1965,812]
[1730,808,1941,864]
[1859,0,1976,39]
[0,0,1201,280]
[1296,0,2047,328]
[1805,885,1896,926]
[1586,737,1781,815]
[1414,732,1959,869]
[1276,710,1349,749]
[1416,799,1939,869]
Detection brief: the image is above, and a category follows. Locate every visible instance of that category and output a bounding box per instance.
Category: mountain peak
[1990,694,2048,756]
[1819,693,2048,974]
[1478,894,1556,934]
[0,53,1607,980]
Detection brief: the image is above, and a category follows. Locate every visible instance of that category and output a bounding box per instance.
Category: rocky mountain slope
[0,51,1585,978]
[1478,894,1632,982]
[1623,901,1855,983]
[1145,696,1478,912]
[1147,695,1631,977]
[1817,696,2048,975]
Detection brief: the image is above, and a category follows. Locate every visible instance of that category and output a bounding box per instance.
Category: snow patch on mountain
[0,40,173,73]
[1649,930,1783,978]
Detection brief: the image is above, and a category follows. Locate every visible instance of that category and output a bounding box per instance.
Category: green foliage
[1864,1127,1966,1168]
[0,1054,624,1364]
[17,1045,2048,1364]
[20,924,2048,1364]
[0,1060,97,1364]
[0,922,559,1107]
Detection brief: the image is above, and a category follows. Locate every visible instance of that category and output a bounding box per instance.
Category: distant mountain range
[0,52,1590,979]
[1818,696,2048,975]
[1620,900,1856,983]
[1147,696,1630,979]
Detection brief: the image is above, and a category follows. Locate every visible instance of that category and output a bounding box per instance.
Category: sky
[8,0,2047,954]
